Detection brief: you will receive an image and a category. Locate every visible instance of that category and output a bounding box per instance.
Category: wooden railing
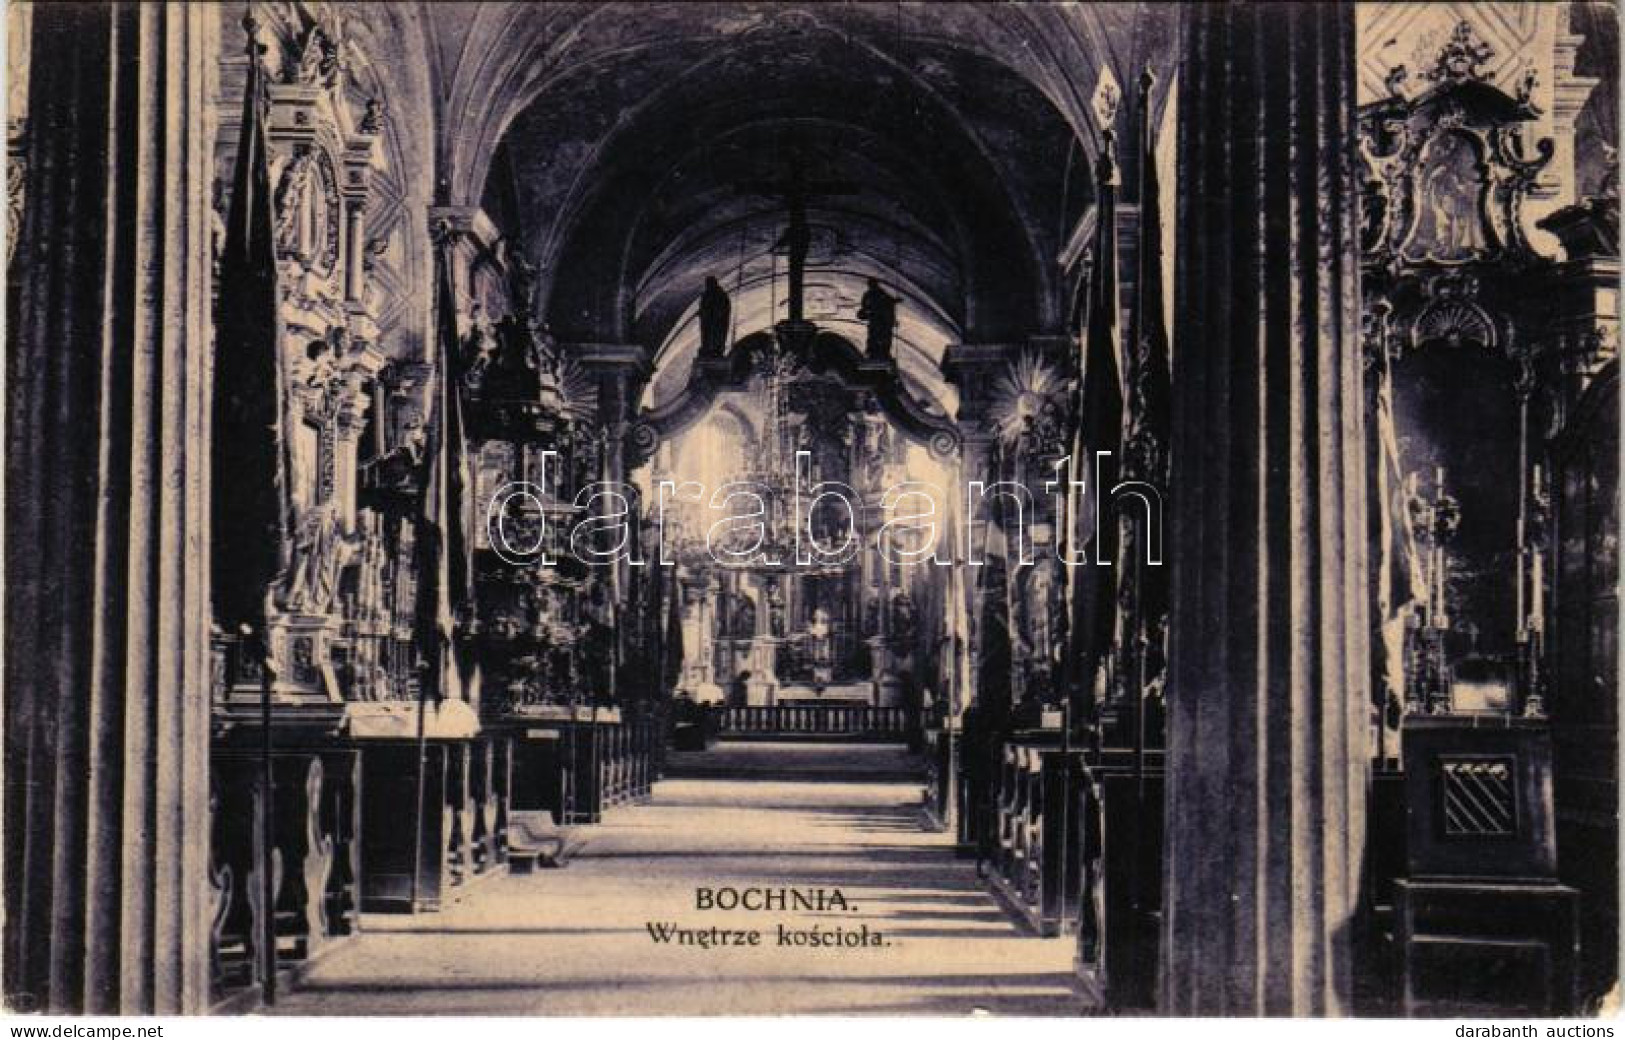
[721,704,909,737]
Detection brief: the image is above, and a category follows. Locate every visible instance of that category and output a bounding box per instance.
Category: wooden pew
[984,734,1088,937]
[1074,750,1165,1010]
[210,746,361,1007]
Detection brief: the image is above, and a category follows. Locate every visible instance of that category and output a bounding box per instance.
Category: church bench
[506,810,584,873]
[983,735,1086,938]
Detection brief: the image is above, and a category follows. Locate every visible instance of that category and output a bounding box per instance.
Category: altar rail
[721,704,909,738]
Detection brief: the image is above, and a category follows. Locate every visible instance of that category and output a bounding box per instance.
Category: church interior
[3,0,1619,1018]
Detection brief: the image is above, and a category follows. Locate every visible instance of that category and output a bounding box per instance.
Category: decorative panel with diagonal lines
[1440,756,1518,837]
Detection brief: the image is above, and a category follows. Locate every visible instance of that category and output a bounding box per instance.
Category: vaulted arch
[434,2,1179,360]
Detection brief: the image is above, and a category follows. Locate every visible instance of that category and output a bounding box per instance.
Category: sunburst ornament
[988,352,1067,448]
[556,357,598,425]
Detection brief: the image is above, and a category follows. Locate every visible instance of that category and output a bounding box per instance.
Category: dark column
[4,3,217,1014]
[1161,2,1370,1015]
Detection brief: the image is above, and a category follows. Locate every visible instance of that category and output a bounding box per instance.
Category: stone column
[5,3,31,274]
[425,205,501,307]
[4,3,218,1014]
[578,342,652,696]
[1160,1,1370,1016]
[345,202,368,302]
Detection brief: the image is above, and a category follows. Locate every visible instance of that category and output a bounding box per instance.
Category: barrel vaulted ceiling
[290,2,1181,383]
[257,3,1608,393]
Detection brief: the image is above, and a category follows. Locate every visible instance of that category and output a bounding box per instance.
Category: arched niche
[1387,332,1524,672]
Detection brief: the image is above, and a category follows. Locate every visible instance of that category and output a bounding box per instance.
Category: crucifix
[739,159,858,325]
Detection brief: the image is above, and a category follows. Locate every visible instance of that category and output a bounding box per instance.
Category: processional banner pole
[411,658,430,912]
[213,10,288,1003]
[257,627,277,1005]
[411,215,473,909]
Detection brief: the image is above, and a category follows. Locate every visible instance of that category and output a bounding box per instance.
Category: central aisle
[274,742,1084,1015]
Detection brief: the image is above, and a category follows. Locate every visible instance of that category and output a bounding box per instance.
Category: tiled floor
[270,742,1084,1016]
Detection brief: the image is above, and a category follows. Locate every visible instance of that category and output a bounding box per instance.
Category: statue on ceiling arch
[531,320,563,401]
[487,314,539,402]
[508,250,539,321]
[698,276,731,358]
[858,278,898,361]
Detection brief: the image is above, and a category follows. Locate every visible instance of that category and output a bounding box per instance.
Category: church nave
[5,0,1618,1019]
[269,743,1082,1016]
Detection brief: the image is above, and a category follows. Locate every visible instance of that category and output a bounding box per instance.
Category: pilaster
[1161,1,1370,1015]
[4,2,219,1014]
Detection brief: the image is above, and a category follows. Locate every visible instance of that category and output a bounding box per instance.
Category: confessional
[1395,717,1577,1014]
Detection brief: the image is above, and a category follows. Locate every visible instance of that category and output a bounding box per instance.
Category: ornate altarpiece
[1359,20,1615,735]
[205,7,445,998]
[1358,21,1617,1011]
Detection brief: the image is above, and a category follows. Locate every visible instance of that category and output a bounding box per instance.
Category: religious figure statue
[766,579,785,637]
[508,250,539,319]
[733,595,757,640]
[698,276,730,358]
[807,608,834,683]
[891,591,917,649]
[279,4,347,90]
[776,212,812,323]
[1024,563,1058,682]
[529,320,564,410]
[1415,135,1484,259]
[856,405,891,486]
[462,303,495,387]
[273,152,315,254]
[275,502,361,614]
[360,419,424,493]
[486,314,540,401]
[739,162,856,325]
[359,97,384,136]
[209,178,228,282]
[857,278,898,360]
